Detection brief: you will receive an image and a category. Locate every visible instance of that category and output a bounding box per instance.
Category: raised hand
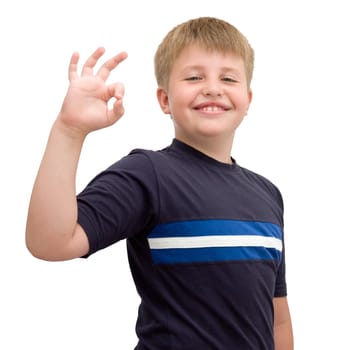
[59,47,128,137]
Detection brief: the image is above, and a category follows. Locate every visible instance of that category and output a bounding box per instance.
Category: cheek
[168,91,189,111]
[236,93,251,112]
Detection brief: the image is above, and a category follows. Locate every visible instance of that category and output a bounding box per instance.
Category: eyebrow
[180,65,242,74]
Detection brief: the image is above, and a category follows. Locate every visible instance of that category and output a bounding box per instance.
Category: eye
[185,76,202,81]
[222,76,238,83]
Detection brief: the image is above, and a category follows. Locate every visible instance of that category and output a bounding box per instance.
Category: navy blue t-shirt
[77,139,287,350]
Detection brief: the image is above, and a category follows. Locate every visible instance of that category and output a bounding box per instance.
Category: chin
[198,126,234,138]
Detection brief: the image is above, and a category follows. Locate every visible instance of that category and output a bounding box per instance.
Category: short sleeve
[273,189,287,297]
[274,233,288,297]
[77,151,159,256]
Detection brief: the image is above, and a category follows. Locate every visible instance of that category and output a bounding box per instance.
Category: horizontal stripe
[150,247,282,264]
[148,235,282,251]
[148,219,283,264]
[149,219,282,239]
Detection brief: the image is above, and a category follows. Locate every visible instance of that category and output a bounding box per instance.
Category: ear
[245,89,253,115]
[248,88,253,104]
[157,87,171,114]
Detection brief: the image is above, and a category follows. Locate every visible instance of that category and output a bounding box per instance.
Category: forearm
[274,297,294,350]
[26,118,85,259]
[274,320,294,350]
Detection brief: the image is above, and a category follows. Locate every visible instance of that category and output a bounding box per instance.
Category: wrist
[53,115,88,143]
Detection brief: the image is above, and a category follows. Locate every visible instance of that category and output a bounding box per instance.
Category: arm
[273,296,294,350]
[25,47,128,261]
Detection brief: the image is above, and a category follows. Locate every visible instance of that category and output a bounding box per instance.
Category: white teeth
[201,106,223,111]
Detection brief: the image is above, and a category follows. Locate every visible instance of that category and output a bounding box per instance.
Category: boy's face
[157,44,252,149]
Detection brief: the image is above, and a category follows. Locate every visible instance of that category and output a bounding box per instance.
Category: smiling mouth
[194,102,231,112]
[197,106,228,112]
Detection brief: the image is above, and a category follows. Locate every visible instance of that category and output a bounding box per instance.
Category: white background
[1,0,349,348]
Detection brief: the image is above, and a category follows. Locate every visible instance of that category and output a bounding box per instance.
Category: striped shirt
[78,139,287,349]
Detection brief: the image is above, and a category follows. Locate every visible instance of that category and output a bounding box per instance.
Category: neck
[175,135,234,164]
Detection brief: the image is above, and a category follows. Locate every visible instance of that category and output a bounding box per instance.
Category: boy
[26,16,293,349]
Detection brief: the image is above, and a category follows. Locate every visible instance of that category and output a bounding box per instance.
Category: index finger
[97,51,128,81]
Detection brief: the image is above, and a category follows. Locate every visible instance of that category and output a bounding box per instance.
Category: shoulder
[108,147,166,171]
[238,164,284,206]
[101,145,175,184]
[124,144,177,170]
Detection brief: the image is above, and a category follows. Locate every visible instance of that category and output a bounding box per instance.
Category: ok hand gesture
[59,47,128,137]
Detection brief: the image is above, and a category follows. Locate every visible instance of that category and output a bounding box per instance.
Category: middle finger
[97,51,128,81]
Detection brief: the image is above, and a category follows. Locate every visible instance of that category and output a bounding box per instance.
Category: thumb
[109,97,125,123]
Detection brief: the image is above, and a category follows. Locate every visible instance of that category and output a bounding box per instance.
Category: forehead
[173,44,245,71]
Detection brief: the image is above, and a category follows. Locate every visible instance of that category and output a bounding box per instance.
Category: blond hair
[154,17,254,90]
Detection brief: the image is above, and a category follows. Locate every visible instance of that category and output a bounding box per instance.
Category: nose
[202,83,223,97]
